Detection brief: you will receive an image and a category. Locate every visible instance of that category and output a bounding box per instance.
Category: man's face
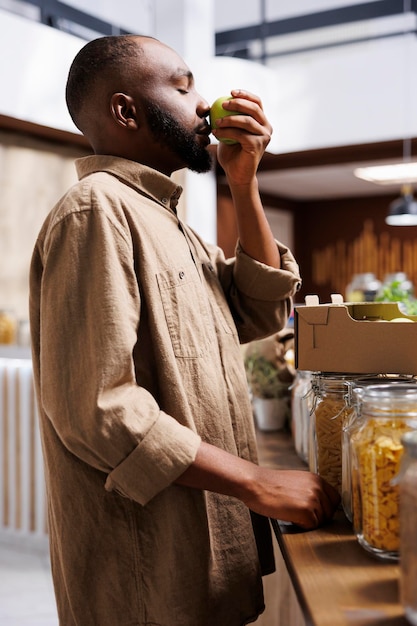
[143,100,212,173]
[135,39,212,174]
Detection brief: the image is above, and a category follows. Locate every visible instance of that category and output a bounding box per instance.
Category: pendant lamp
[385,184,417,226]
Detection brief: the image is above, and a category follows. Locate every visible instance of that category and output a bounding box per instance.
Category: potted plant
[244,330,295,431]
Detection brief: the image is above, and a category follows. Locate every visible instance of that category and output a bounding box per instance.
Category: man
[29,35,339,626]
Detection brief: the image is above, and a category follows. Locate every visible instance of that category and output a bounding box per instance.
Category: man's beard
[144,102,212,173]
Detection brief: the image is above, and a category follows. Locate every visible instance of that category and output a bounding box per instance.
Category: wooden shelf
[272,513,406,626]
[256,429,408,626]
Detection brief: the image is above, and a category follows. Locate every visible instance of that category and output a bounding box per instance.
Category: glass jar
[17,320,31,347]
[399,431,417,625]
[0,309,17,344]
[345,273,381,302]
[310,374,358,495]
[342,375,417,523]
[351,383,417,561]
[291,370,313,464]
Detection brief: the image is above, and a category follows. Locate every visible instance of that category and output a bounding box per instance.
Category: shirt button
[161,197,168,204]
[179,271,185,279]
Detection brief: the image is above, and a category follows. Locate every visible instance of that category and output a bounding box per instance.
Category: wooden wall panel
[293,195,417,304]
[0,130,90,320]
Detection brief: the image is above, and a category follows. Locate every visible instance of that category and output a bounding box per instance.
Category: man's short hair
[65,35,142,130]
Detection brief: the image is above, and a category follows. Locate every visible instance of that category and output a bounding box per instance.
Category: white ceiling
[256,157,413,201]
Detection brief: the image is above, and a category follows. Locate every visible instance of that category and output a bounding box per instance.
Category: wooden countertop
[256,428,408,626]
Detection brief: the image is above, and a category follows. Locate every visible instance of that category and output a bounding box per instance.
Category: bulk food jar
[399,431,417,625]
[342,376,416,523]
[309,374,358,495]
[350,383,417,561]
[0,309,17,344]
[291,370,313,464]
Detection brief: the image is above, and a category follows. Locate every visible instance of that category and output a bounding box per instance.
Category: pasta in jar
[342,375,415,524]
[352,419,408,554]
[310,375,357,495]
[350,383,417,561]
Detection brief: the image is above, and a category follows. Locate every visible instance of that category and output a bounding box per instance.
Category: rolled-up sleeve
[105,412,201,505]
[208,239,302,344]
[233,241,301,301]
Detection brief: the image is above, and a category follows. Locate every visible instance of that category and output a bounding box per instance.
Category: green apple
[209,96,241,145]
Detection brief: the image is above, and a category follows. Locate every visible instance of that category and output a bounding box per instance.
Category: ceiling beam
[216,0,417,54]
[258,139,417,172]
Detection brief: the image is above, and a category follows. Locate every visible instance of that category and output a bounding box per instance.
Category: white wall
[268,31,417,153]
[0,10,85,131]
[65,0,154,35]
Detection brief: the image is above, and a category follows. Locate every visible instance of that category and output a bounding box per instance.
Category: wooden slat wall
[294,195,417,303]
[311,217,417,297]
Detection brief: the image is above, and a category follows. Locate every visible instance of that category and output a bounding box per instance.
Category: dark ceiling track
[17,0,131,37]
[216,0,417,58]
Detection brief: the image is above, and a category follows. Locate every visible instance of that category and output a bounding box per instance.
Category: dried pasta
[352,418,410,552]
[314,397,354,493]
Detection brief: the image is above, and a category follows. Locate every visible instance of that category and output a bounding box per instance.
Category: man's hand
[212,89,273,186]
[241,466,340,529]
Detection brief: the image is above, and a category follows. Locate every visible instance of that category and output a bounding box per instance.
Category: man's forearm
[175,440,256,501]
[175,440,340,529]
[229,178,281,269]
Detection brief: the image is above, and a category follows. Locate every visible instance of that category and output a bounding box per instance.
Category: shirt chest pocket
[157,266,211,358]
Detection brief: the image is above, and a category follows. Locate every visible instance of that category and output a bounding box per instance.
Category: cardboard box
[295,299,417,375]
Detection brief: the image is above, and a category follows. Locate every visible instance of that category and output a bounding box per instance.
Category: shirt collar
[75,155,183,211]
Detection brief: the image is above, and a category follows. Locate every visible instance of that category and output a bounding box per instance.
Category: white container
[252,396,288,431]
[291,370,313,463]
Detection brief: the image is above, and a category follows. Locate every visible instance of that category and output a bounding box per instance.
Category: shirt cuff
[234,241,302,301]
[105,412,201,505]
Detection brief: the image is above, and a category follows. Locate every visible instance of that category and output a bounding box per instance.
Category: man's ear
[110,93,139,130]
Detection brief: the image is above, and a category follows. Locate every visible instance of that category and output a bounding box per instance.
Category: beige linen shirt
[29,155,301,626]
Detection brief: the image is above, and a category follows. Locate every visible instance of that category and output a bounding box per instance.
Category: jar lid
[359,383,417,400]
[312,372,361,396]
[313,372,366,386]
[353,375,416,387]
[402,431,417,457]
[355,383,417,420]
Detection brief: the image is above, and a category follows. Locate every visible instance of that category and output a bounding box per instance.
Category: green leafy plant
[244,331,295,400]
[375,280,417,315]
[244,354,290,399]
